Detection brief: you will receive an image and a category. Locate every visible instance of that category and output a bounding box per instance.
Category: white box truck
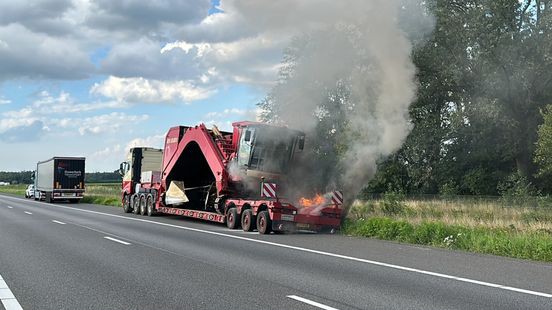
[34,157,85,203]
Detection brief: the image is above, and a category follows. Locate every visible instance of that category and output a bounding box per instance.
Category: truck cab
[119,147,163,213]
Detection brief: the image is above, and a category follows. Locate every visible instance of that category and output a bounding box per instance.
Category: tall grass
[346,196,552,262]
[348,198,552,234]
[343,218,552,262]
[81,183,120,206]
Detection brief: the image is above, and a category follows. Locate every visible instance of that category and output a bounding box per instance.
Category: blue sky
[0,0,284,171]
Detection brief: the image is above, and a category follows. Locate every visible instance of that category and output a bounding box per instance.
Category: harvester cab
[231,122,305,197]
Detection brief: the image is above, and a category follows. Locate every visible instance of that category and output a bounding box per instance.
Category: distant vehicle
[25,184,35,198]
[0,182,9,186]
[34,157,86,203]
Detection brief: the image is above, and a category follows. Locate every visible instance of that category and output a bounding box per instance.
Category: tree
[534,105,552,182]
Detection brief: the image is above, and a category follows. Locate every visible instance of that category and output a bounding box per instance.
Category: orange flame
[298,194,326,207]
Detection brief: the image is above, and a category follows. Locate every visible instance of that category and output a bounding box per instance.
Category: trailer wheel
[139,194,147,216]
[45,192,52,203]
[226,208,239,229]
[241,209,256,232]
[146,194,156,216]
[122,194,131,213]
[256,211,272,235]
[132,194,140,214]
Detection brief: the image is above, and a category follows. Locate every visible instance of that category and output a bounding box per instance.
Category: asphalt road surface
[0,193,551,310]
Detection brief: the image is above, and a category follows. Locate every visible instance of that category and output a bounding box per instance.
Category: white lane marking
[2,195,552,299]
[7,206,13,209]
[23,211,32,215]
[104,236,131,245]
[287,295,339,310]
[0,274,24,310]
[52,220,66,225]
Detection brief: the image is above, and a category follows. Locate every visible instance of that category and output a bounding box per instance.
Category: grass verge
[0,183,121,207]
[343,217,552,262]
[0,184,26,196]
[80,183,120,207]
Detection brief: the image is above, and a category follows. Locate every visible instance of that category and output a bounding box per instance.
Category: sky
[0,0,295,172]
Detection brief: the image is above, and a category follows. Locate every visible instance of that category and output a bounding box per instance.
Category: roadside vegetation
[0,184,27,196]
[81,183,120,207]
[0,183,120,207]
[345,193,552,262]
[1,182,550,262]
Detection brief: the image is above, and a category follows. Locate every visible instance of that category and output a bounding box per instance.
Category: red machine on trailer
[119,121,342,234]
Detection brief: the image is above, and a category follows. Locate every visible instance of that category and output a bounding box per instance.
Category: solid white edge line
[104,236,131,245]
[2,194,552,299]
[287,295,339,310]
[23,211,32,215]
[0,273,24,310]
[52,220,66,225]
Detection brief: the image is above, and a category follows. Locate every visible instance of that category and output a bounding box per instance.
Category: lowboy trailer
[119,121,342,234]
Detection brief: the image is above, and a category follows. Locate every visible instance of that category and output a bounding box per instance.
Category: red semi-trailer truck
[119,121,342,234]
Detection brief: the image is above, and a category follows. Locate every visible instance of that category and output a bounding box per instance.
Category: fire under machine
[119,121,343,234]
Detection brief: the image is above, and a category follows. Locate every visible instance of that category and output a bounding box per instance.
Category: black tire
[256,211,272,234]
[226,207,239,229]
[25,194,29,198]
[132,194,140,214]
[122,194,131,213]
[45,192,52,203]
[139,194,147,216]
[146,194,156,216]
[241,209,256,232]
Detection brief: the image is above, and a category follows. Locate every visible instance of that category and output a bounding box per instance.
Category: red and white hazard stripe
[331,191,343,205]
[261,182,277,198]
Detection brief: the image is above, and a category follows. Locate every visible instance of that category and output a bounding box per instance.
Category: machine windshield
[238,126,303,173]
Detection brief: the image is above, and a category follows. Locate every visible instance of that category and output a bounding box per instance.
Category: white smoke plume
[182,0,434,204]
[251,0,434,201]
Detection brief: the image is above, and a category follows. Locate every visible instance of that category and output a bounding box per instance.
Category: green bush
[380,191,405,215]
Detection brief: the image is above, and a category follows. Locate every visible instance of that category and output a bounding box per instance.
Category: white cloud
[0,96,10,104]
[0,117,40,133]
[2,90,125,118]
[205,107,261,120]
[125,134,165,152]
[201,107,261,131]
[90,144,122,158]
[76,112,149,135]
[91,76,214,104]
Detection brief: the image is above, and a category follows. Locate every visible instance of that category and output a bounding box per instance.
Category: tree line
[0,171,121,184]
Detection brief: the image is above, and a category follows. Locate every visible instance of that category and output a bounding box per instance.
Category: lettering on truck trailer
[157,207,225,223]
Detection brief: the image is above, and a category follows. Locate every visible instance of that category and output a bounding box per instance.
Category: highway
[0,193,551,310]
